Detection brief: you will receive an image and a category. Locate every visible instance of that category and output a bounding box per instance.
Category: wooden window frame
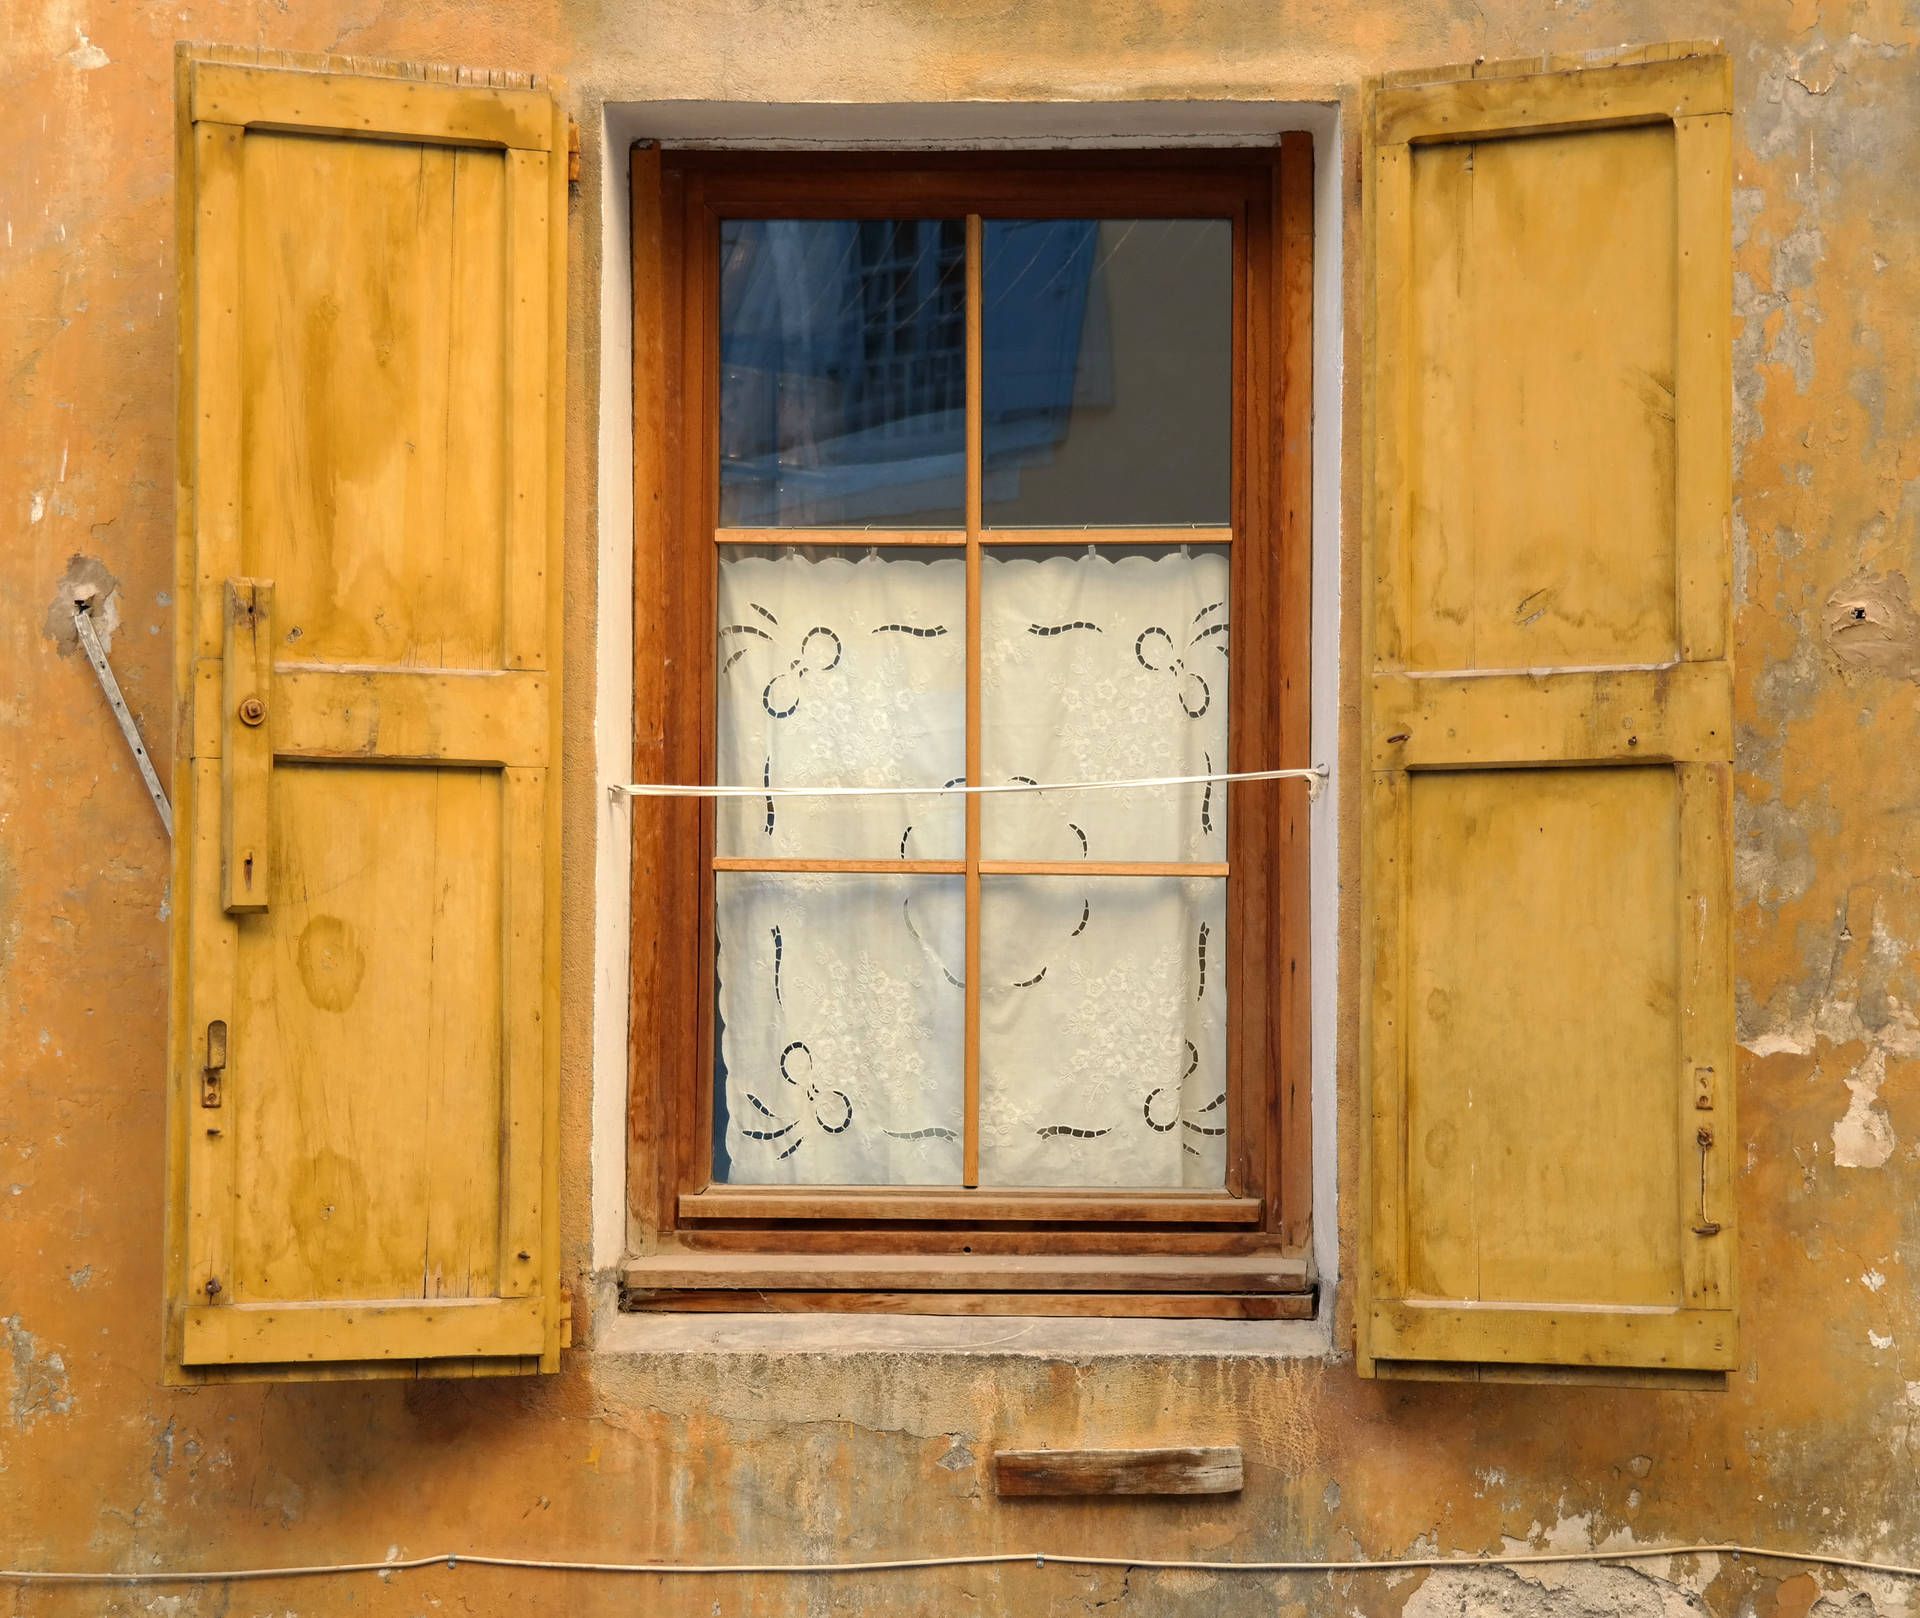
[626,144,1315,1316]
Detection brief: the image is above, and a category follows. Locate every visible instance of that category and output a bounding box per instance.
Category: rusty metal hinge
[558,1286,574,1349]
[566,118,580,187]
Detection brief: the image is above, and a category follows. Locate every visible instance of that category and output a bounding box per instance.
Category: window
[627,149,1316,1315]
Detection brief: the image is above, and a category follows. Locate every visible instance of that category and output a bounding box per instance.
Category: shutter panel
[164,47,566,1378]
[1359,47,1735,1378]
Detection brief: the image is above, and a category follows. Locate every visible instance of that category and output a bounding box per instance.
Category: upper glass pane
[719,219,967,528]
[982,218,1231,529]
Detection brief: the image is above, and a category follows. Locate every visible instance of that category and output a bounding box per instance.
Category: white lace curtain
[715,548,1228,1189]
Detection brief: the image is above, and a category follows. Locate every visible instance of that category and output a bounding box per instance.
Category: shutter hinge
[566,118,581,188]
[559,1285,574,1349]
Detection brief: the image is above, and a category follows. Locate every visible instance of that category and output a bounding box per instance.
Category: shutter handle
[1692,1125,1722,1236]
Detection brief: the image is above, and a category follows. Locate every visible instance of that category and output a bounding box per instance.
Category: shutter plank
[192,62,553,149]
[184,1298,545,1365]
[1673,113,1735,663]
[1361,47,1735,1379]
[190,123,244,661]
[1373,54,1731,145]
[1372,663,1733,769]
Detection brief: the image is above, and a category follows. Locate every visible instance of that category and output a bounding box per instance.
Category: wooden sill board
[621,1251,1313,1295]
[624,1290,1313,1320]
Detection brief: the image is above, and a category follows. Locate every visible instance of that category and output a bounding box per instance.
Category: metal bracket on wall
[72,601,173,837]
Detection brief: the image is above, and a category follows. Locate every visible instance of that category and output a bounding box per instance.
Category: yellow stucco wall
[4,2,1918,1613]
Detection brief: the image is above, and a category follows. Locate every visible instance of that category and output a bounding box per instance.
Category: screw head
[238,695,266,727]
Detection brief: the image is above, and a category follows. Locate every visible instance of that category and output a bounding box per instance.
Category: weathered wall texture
[3,0,1917,1613]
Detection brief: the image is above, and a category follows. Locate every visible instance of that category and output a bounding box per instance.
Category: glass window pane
[983,219,1231,528]
[715,874,964,1185]
[981,545,1229,861]
[717,546,965,859]
[979,876,1227,1188]
[720,219,967,528]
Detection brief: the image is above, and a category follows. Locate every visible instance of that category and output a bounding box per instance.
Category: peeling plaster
[1825,571,1920,683]
[1742,902,1920,1062]
[42,552,121,656]
[4,1316,74,1427]
[1403,1560,1712,1618]
[65,27,109,69]
[1834,1047,1897,1169]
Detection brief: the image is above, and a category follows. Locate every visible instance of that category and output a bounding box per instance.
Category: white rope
[610,766,1327,803]
[4,1541,1917,1587]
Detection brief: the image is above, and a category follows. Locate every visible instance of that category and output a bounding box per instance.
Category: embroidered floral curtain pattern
[715,548,1229,1188]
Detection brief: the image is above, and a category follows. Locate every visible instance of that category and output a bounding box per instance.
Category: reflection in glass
[978,876,1227,1188]
[720,219,967,528]
[981,545,1229,861]
[983,219,1231,528]
[716,546,966,859]
[714,874,965,1186]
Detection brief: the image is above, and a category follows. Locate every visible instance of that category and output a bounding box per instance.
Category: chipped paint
[1834,1047,1898,1169]
[4,1316,75,1427]
[1825,572,1920,682]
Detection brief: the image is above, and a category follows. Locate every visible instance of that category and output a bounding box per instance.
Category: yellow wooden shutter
[163,47,566,1378]
[1359,46,1735,1378]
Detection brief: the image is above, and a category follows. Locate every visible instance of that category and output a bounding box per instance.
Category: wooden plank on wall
[994,1447,1244,1497]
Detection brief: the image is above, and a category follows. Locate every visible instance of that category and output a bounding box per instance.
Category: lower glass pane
[714,873,964,1186]
[978,875,1227,1189]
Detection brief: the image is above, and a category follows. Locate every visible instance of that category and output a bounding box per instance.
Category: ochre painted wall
[4,2,1917,1613]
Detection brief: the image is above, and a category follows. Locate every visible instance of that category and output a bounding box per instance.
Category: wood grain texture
[629,1292,1308,1319]
[192,60,554,148]
[1404,124,1678,674]
[675,1188,1264,1224]
[183,1297,545,1365]
[623,1251,1310,1293]
[1361,48,1735,1379]
[168,47,564,1379]
[962,210,985,1190]
[1403,767,1683,1307]
[1371,662,1732,769]
[993,1448,1244,1497]
[1373,53,1730,144]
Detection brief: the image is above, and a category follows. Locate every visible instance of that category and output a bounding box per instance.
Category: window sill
[620,1251,1315,1320]
[593,1307,1333,1359]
